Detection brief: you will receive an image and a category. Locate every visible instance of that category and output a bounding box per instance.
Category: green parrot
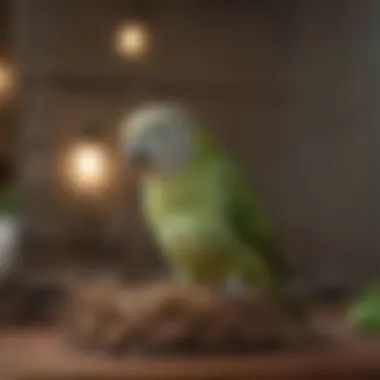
[348,284,380,333]
[121,102,303,320]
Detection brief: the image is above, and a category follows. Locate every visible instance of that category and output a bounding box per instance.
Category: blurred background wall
[6,0,378,293]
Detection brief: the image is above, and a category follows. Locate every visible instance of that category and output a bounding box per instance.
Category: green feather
[196,129,285,277]
[0,184,25,215]
[348,284,380,333]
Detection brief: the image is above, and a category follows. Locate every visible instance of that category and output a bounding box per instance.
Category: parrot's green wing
[220,158,286,278]
[195,129,286,281]
[0,184,25,215]
[348,284,380,333]
[219,157,301,317]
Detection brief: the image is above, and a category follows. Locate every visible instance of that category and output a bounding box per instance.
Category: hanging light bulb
[115,20,150,59]
[62,123,113,197]
[115,0,151,60]
[68,142,109,192]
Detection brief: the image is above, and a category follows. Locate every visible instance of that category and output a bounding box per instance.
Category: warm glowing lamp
[115,20,150,59]
[68,143,108,192]
[0,64,13,103]
[64,123,112,196]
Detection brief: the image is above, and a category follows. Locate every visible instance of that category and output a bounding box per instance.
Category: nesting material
[63,279,307,356]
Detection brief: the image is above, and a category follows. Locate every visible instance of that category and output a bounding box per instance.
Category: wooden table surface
[1,307,380,380]
[0,328,380,380]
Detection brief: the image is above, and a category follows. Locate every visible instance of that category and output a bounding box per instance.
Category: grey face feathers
[121,102,196,177]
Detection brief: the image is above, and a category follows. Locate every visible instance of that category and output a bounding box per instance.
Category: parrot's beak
[125,143,150,169]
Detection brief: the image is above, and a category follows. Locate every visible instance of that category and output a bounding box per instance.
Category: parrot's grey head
[121,102,196,177]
